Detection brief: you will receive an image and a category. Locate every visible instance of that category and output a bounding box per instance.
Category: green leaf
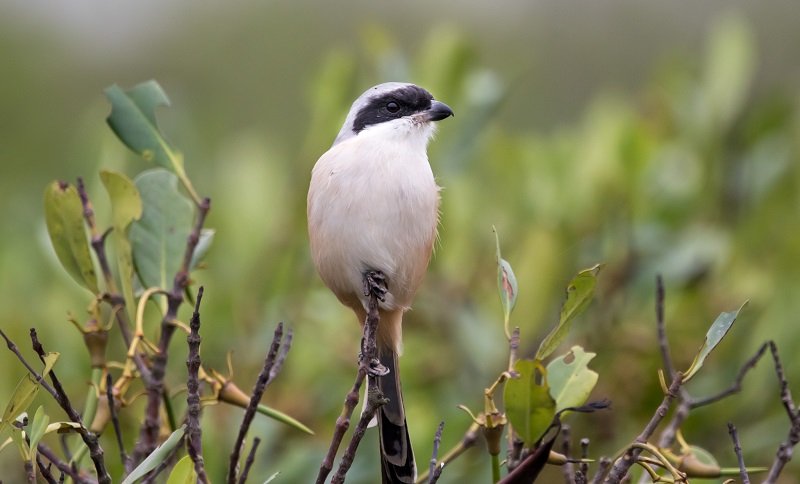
[257,404,314,435]
[536,264,603,360]
[100,170,142,320]
[503,359,556,447]
[27,405,49,463]
[129,169,194,291]
[1,352,59,437]
[43,181,99,293]
[546,346,599,412]
[166,455,197,484]
[100,170,142,229]
[493,226,518,339]
[105,81,199,202]
[122,425,186,484]
[105,81,176,171]
[684,301,748,382]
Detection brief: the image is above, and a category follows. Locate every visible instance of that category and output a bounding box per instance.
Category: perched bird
[307,82,453,483]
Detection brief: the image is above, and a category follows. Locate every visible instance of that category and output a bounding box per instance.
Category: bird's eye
[386,101,400,113]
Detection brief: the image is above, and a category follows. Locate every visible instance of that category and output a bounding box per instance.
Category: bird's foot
[366,357,389,378]
[363,270,387,302]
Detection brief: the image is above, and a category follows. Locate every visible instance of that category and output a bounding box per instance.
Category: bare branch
[764,341,800,483]
[238,437,261,484]
[689,342,769,409]
[605,372,683,482]
[330,273,388,484]
[134,196,211,462]
[37,443,90,484]
[106,372,129,472]
[186,286,208,483]
[727,422,749,484]
[429,421,446,484]
[29,329,111,484]
[227,322,288,484]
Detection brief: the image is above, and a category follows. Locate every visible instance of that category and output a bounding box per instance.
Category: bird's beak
[423,100,454,122]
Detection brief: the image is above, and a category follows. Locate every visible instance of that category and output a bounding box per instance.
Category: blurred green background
[2,0,800,482]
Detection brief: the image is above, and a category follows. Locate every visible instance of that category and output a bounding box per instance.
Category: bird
[307,82,453,483]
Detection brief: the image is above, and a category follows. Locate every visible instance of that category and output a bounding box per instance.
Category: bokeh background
[2,0,800,482]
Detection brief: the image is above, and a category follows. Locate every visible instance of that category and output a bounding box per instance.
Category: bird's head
[333,82,454,146]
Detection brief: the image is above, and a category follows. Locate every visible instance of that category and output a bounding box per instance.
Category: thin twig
[237,437,261,484]
[689,342,769,408]
[316,272,387,484]
[106,372,128,472]
[654,275,675,380]
[590,458,612,484]
[186,286,208,483]
[576,437,590,484]
[315,366,366,484]
[36,454,58,484]
[727,422,749,484]
[331,276,388,484]
[764,341,800,483]
[429,421,446,484]
[29,329,111,484]
[37,444,90,484]
[604,372,684,482]
[227,322,288,484]
[134,196,211,463]
[417,422,481,482]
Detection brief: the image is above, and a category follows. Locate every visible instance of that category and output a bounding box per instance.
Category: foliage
[1,9,800,483]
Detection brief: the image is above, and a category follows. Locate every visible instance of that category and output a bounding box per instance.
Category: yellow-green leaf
[0,353,59,437]
[503,359,556,447]
[100,170,142,230]
[100,170,142,319]
[536,264,603,360]
[684,301,748,382]
[166,455,197,484]
[546,346,598,412]
[122,425,186,484]
[43,181,99,293]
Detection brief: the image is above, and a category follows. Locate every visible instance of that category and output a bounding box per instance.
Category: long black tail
[377,348,416,484]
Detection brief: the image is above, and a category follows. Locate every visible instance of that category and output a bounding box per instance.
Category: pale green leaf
[100,170,142,229]
[536,264,603,360]
[129,169,194,291]
[257,404,314,435]
[122,425,186,484]
[166,455,197,484]
[100,170,142,320]
[547,346,599,413]
[684,301,748,382]
[264,471,281,483]
[1,353,59,437]
[27,405,49,462]
[43,181,99,293]
[494,226,518,338]
[503,359,556,447]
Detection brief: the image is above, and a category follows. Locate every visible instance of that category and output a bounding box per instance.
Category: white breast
[307,120,440,312]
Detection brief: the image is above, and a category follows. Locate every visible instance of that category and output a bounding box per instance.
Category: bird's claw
[363,270,388,302]
[366,357,389,378]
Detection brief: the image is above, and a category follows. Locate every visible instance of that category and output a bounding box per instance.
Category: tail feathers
[377,348,416,484]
